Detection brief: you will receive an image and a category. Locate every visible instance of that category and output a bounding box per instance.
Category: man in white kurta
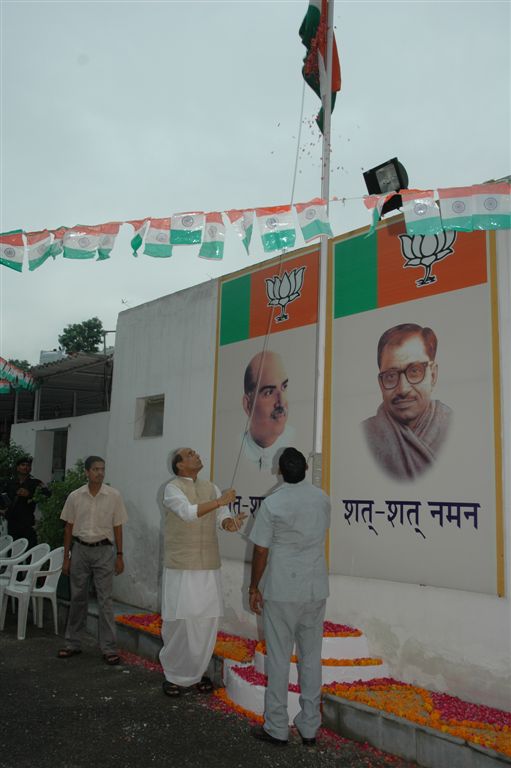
[160,447,245,696]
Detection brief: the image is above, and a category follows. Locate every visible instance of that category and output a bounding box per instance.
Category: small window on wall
[135,394,165,438]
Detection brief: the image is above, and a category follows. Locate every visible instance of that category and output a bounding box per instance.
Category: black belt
[73,537,111,547]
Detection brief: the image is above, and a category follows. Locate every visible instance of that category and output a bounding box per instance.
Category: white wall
[11,411,110,482]
[105,242,510,711]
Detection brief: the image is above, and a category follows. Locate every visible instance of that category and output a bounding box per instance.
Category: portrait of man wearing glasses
[362,323,452,481]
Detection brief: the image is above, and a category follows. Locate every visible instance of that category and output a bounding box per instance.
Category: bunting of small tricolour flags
[2,185,509,273]
[364,182,511,237]
[299,0,341,133]
[0,381,10,395]
[0,357,35,391]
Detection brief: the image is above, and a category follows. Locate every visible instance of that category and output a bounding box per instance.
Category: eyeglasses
[378,361,433,390]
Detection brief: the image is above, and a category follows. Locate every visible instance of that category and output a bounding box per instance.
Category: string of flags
[365,182,511,237]
[0,199,333,273]
[1,183,509,274]
[0,357,36,393]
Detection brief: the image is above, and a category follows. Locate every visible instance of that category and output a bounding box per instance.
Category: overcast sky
[1,0,509,364]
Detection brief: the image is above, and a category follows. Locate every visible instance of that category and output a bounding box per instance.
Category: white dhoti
[159,568,223,686]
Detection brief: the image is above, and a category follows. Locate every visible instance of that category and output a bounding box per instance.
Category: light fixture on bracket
[363,158,409,217]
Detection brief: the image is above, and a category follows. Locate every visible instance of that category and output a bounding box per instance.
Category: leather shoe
[251,726,288,746]
[296,727,316,746]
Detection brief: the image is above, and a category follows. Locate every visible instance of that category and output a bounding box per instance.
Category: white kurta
[160,477,230,686]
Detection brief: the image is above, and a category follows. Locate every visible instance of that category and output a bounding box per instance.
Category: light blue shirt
[249,479,330,602]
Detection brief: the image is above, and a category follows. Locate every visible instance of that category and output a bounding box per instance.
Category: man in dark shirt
[0,456,49,548]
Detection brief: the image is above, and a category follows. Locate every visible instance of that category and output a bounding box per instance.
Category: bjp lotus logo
[399,231,457,287]
[265,267,306,323]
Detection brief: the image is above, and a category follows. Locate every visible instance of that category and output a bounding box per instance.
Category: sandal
[162,680,182,697]
[103,653,120,666]
[195,676,213,693]
[57,648,82,659]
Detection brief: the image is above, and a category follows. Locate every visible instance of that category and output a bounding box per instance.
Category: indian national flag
[26,230,53,271]
[402,190,443,236]
[49,226,67,258]
[226,209,254,254]
[0,380,10,395]
[472,182,511,230]
[295,198,332,241]
[363,192,399,235]
[0,230,25,272]
[63,226,100,259]
[170,212,204,245]
[438,187,474,231]
[129,219,148,257]
[299,0,341,132]
[144,218,172,258]
[199,212,225,260]
[256,206,296,253]
[97,222,120,261]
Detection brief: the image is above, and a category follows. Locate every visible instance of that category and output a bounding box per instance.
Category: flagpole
[312,0,334,488]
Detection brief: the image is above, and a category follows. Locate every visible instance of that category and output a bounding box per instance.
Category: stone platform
[64,600,510,768]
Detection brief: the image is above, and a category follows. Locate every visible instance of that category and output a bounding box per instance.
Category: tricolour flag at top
[438,187,474,232]
[227,209,254,254]
[129,219,148,257]
[199,212,225,260]
[256,206,296,253]
[170,212,204,245]
[295,198,333,241]
[299,0,341,132]
[0,230,25,272]
[0,380,10,395]
[97,222,121,261]
[402,190,443,236]
[471,182,511,230]
[26,230,53,272]
[63,226,100,259]
[144,218,172,258]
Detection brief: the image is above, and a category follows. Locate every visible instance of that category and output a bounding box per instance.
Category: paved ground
[0,612,417,768]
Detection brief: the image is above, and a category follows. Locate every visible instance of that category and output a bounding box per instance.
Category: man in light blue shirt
[248,447,331,747]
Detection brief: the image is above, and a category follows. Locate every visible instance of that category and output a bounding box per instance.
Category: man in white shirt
[160,447,245,697]
[58,455,128,665]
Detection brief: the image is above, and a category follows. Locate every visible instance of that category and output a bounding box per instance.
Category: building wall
[107,240,510,710]
[11,411,110,482]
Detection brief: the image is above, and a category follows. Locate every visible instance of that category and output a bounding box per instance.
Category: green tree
[58,317,104,355]
[0,441,29,487]
[35,460,86,549]
[8,359,32,373]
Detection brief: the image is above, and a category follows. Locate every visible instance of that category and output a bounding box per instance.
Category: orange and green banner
[220,249,319,346]
[334,221,487,318]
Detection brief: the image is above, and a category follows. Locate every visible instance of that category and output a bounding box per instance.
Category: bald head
[243,351,289,448]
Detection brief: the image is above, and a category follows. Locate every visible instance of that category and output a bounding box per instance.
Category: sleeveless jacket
[164,477,220,570]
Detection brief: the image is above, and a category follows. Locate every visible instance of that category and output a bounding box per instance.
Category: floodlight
[363,158,409,216]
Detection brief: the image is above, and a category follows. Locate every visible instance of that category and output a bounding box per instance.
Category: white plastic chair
[0,545,58,639]
[0,537,28,562]
[32,547,65,632]
[0,535,13,553]
[0,543,50,610]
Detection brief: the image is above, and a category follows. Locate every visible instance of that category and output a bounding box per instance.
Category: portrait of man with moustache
[241,350,295,471]
[362,323,452,481]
